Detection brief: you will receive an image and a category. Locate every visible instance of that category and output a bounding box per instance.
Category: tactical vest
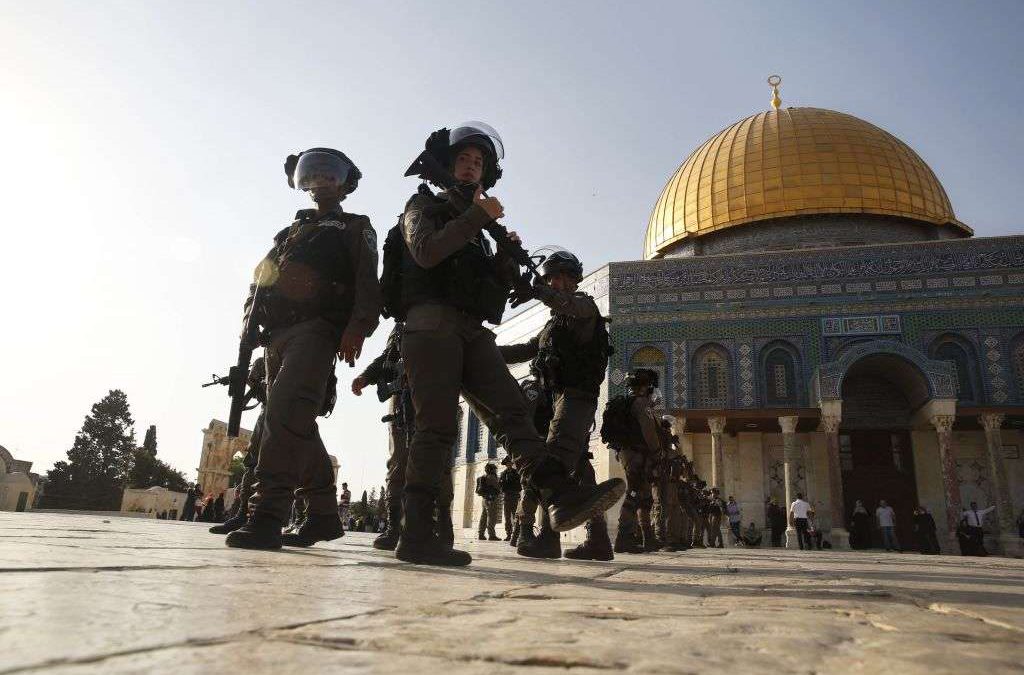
[261,210,356,331]
[399,190,510,324]
[530,304,611,395]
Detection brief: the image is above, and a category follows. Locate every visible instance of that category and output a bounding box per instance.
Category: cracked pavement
[2,513,1022,674]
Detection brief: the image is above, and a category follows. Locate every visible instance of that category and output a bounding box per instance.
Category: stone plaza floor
[1,512,1022,674]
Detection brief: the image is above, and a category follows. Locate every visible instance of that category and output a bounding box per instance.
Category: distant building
[196,420,339,511]
[120,486,188,519]
[0,444,40,512]
[451,86,1024,557]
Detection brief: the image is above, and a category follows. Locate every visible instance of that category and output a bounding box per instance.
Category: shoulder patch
[321,219,348,232]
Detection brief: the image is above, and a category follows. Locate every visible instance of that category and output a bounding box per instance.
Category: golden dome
[644,107,970,259]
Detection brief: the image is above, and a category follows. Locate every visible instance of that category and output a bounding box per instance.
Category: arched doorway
[839,354,929,549]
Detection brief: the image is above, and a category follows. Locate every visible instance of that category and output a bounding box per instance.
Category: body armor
[260,210,357,331]
[399,192,509,324]
[530,303,610,395]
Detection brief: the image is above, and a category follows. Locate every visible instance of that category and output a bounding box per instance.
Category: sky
[1,0,1022,499]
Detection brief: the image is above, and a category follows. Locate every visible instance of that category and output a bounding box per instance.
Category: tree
[41,390,137,510]
[228,454,245,487]
[142,425,157,456]
[127,448,189,492]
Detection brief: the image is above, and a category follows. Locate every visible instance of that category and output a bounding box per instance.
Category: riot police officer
[614,368,664,554]
[395,122,624,566]
[225,148,382,550]
[500,250,615,560]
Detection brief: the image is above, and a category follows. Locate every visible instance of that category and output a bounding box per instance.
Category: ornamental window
[762,343,800,406]
[694,345,730,408]
[930,337,979,403]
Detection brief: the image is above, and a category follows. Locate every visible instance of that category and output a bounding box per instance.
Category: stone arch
[814,339,956,406]
[197,420,252,500]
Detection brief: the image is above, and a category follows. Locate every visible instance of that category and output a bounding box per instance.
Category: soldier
[610,368,664,554]
[225,148,382,550]
[210,357,266,535]
[352,324,407,550]
[476,463,501,540]
[394,122,624,566]
[498,456,521,541]
[499,250,615,561]
[706,487,725,548]
[676,468,698,550]
[652,416,685,552]
[351,327,461,550]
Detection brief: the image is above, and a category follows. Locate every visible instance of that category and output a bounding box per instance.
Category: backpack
[379,215,405,320]
[599,394,636,450]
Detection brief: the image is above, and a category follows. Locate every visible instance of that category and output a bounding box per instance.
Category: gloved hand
[509,277,537,308]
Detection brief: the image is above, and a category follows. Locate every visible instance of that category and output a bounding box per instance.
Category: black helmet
[420,122,504,190]
[285,148,362,194]
[625,368,658,390]
[539,250,583,282]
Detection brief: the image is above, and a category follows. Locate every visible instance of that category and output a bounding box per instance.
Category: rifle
[404,143,545,306]
[204,266,270,438]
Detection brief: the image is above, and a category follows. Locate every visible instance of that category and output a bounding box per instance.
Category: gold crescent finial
[768,74,782,110]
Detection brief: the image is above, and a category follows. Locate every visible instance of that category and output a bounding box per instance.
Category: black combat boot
[372,499,402,551]
[516,510,561,559]
[209,511,247,535]
[509,520,520,547]
[225,512,284,550]
[613,523,645,554]
[564,516,615,561]
[532,460,625,532]
[436,500,455,548]
[396,490,471,566]
[280,513,345,547]
[487,524,500,541]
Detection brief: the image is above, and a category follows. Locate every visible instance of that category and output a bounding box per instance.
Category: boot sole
[550,479,626,533]
[395,550,472,566]
[281,531,344,548]
[225,538,282,550]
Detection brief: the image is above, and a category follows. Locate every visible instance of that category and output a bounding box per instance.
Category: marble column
[708,416,727,490]
[779,415,801,549]
[930,414,961,547]
[980,413,1022,558]
[707,416,731,547]
[820,414,850,550]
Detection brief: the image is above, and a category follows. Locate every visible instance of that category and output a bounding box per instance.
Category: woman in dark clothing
[180,486,197,522]
[849,499,872,549]
[912,506,940,554]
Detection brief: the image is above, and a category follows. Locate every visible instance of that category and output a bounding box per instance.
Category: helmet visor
[450,121,505,159]
[293,151,353,191]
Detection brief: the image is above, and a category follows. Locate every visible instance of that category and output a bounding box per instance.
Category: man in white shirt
[789,493,812,550]
[875,500,899,552]
[960,501,995,555]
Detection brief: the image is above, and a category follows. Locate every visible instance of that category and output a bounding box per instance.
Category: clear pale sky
[2,1,1022,499]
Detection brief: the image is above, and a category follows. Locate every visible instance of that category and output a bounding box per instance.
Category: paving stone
[2,512,1022,674]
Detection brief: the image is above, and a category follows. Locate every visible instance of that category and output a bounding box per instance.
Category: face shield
[292,151,354,191]
[449,121,505,160]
